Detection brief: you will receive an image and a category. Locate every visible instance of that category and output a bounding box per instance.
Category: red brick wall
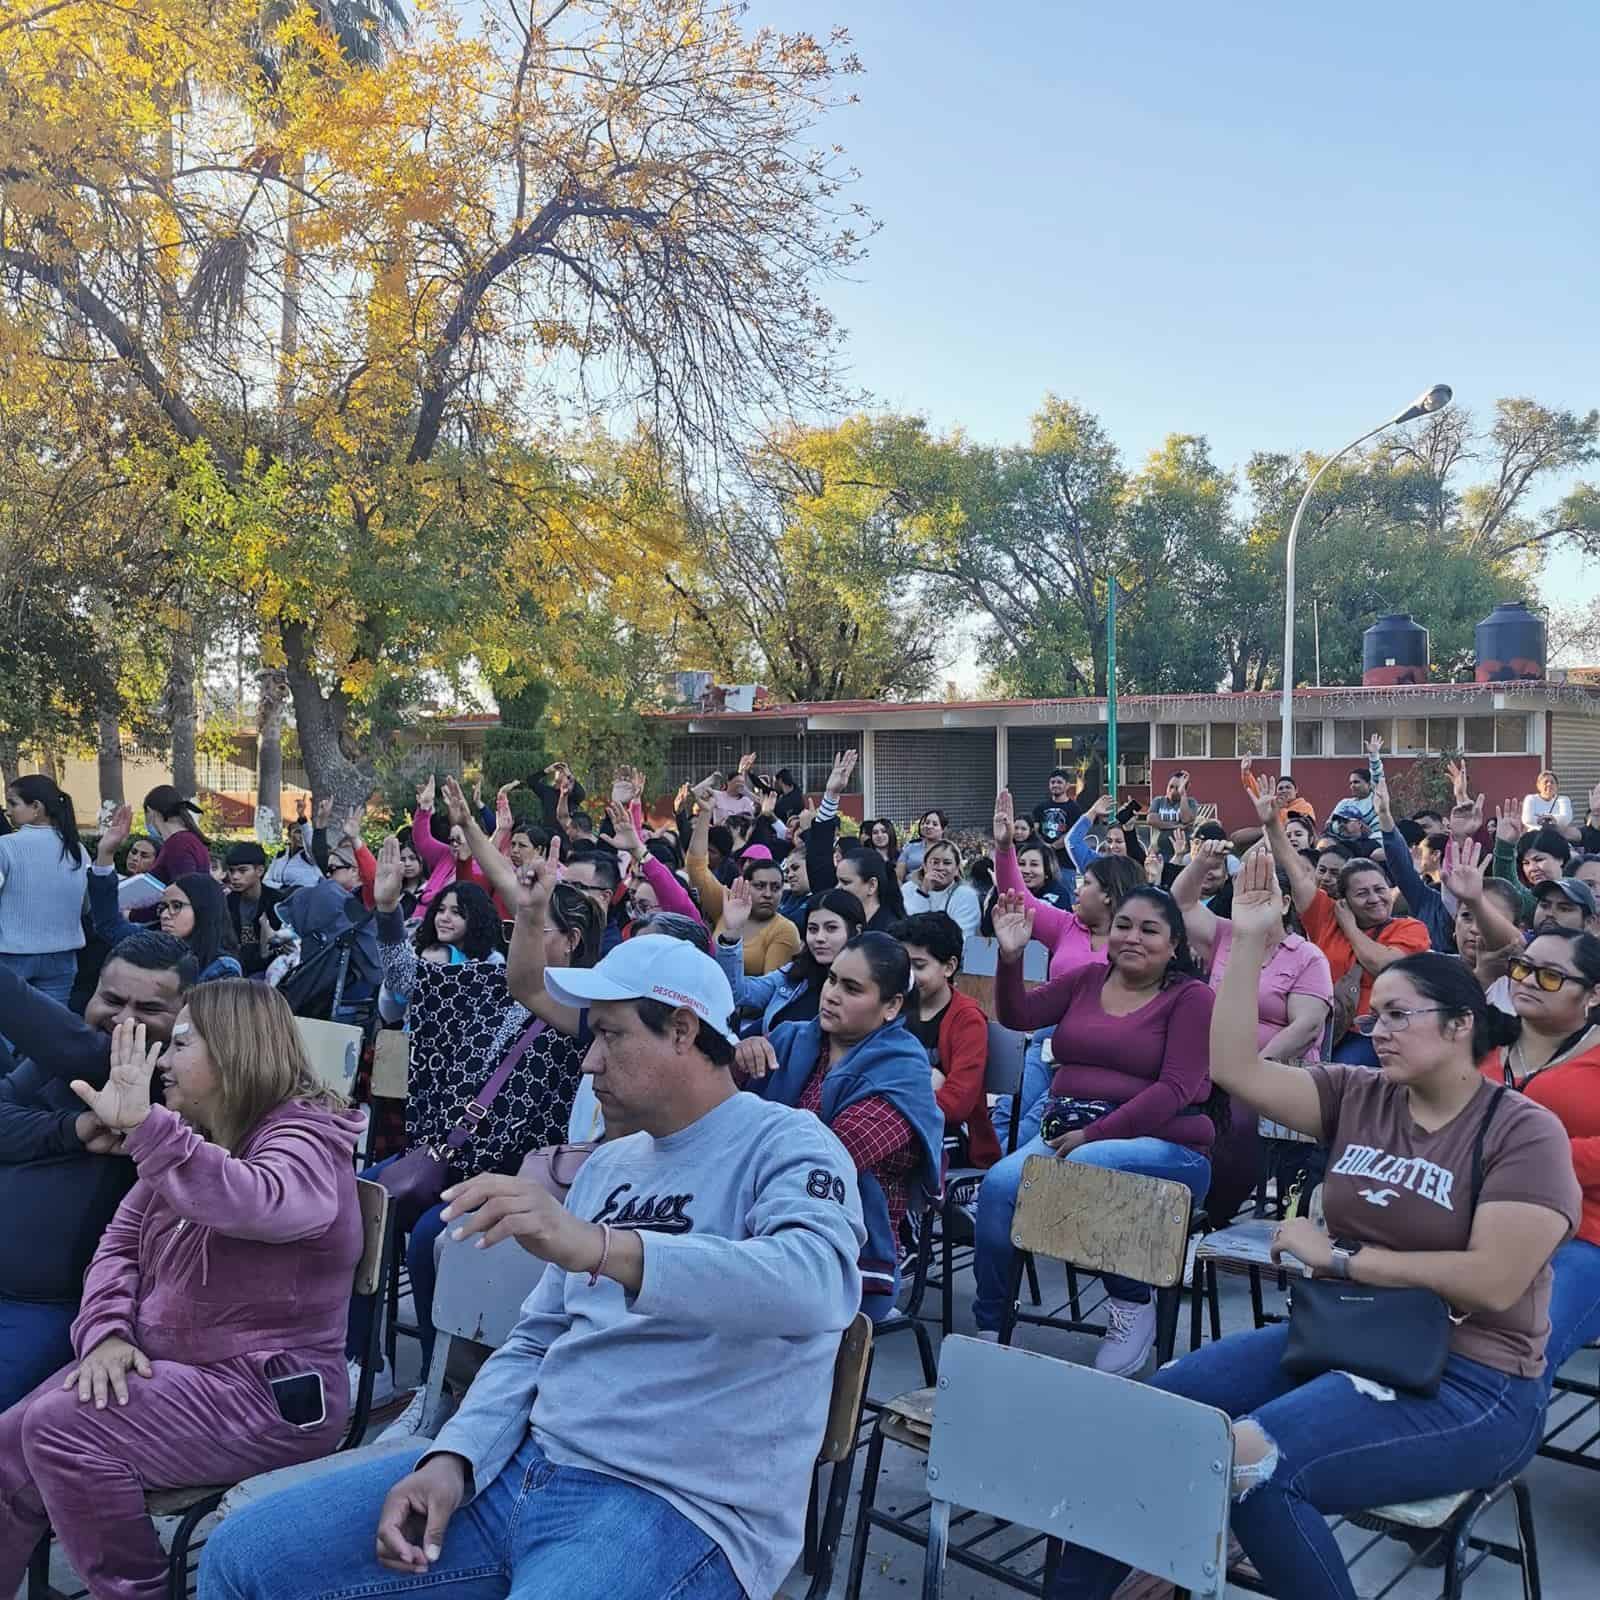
[1149,755,1543,831]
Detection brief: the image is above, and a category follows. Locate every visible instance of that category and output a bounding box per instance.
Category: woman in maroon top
[141,784,212,884]
[972,885,1216,1374]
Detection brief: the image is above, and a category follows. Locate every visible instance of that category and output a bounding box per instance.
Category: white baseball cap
[544,937,740,1046]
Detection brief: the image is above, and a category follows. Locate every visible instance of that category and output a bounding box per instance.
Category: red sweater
[933,988,1001,1169]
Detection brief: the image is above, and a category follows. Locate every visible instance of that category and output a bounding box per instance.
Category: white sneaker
[1094,1297,1157,1375]
[378,1387,430,1442]
[348,1357,395,1408]
[975,1329,1001,1343]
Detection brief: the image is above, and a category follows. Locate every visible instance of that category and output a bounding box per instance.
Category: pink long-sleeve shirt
[994,845,1108,981]
[72,1099,364,1372]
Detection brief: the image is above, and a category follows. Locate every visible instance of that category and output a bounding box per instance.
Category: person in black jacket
[223,842,285,977]
[0,932,195,1409]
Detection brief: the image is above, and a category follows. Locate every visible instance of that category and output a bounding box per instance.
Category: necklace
[1506,1022,1597,1087]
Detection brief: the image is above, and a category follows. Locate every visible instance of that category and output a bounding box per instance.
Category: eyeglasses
[328,858,356,872]
[156,899,189,915]
[1354,1006,1449,1036]
[1508,959,1580,994]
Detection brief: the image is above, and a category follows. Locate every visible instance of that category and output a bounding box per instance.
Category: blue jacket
[713,938,814,1036]
[1380,827,1454,952]
[761,1018,944,1320]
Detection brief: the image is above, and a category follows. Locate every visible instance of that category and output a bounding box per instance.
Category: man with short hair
[223,841,284,976]
[1032,768,1080,873]
[1326,736,1386,841]
[564,849,625,953]
[201,939,864,1600]
[1532,877,1600,934]
[0,933,196,1408]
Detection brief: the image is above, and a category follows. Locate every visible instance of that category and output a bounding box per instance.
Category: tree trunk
[281,621,375,811]
[277,152,304,414]
[256,667,289,841]
[166,622,198,797]
[96,705,125,805]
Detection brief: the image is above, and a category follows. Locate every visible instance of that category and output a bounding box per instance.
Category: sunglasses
[328,857,357,871]
[1508,959,1581,994]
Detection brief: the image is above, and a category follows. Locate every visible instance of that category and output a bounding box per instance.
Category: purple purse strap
[441,1016,547,1154]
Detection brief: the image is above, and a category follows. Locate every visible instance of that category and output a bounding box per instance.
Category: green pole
[1106,574,1117,806]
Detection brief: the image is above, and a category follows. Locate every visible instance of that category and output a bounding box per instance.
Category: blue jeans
[1546,1236,1600,1381]
[1331,1030,1379,1067]
[0,1294,77,1411]
[1046,1325,1547,1600]
[0,950,77,1010]
[199,1429,745,1600]
[990,1028,1053,1152]
[972,1136,1212,1330]
[347,1156,449,1374]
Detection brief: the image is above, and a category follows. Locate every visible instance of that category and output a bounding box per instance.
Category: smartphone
[269,1371,327,1430]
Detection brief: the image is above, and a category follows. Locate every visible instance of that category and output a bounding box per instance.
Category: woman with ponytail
[973,883,1217,1375]
[0,776,89,1006]
[731,931,944,1322]
[1044,849,1580,1600]
[1481,926,1600,1380]
[141,784,211,884]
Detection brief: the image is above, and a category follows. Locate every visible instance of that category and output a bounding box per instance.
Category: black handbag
[1038,1096,1118,1141]
[1281,1087,1506,1396]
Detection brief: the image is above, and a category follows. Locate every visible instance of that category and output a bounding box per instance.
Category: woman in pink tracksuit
[0,980,364,1600]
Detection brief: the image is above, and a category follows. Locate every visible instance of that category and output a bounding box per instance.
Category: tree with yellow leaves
[0,0,867,804]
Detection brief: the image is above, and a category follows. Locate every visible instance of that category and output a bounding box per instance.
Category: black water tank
[1362,613,1429,686]
[1475,601,1546,683]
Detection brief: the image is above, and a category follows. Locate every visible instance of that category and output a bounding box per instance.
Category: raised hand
[1494,799,1523,844]
[441,776,472,829]
[824,750,857,798]
[721,873,755,938]
[673,782,692,810]
[315,794,334,829]
[72,1019,160,1133]
[1367,732,1384,758]
[1373,779,1394,831]
[737,751,757,775]
[991,888,1036,959]
[759,786,778,817]
[415,773,437,813]
[472,777,484,808]
[992,789,1014,850]
[1229,847,1282,940]
[692,773,718,804]
[96,803,134,867]
[1442,837,1486,901]
[520,836,562,916]
[611,767,638,805]
[1249,781,1277,827]
[1144,851,1165,884]
[605,800,644,860]
[374,835,406,912]
[1447,758,1470,801]
[1090,793,1115,821]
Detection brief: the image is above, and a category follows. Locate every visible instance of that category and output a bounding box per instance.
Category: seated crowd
[0,746,1597,1600]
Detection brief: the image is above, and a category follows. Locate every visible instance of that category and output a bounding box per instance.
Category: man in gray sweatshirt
[201,939,865,1600]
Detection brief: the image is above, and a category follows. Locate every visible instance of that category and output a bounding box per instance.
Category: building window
[1178,723,1207,760]
[1494,714,1528,753]
[1394,718,1427,753]
[1333,719,1363,756]
[1462,716,1495,754]
[1236,721,1268,758]
[1294,721,1324,756]
[1209,723,1236,759]
[1427,717,1457,753]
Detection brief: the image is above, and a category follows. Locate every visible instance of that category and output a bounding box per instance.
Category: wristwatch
[1328,1238,1363,1280]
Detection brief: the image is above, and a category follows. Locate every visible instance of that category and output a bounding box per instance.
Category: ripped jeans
[1045,1323,1547,1600]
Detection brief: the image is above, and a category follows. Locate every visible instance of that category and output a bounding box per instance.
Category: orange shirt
[1301,888,1430,1026]
[1481,1041,1600,1246]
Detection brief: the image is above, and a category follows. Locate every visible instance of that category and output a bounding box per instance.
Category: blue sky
[753,0,1599,668]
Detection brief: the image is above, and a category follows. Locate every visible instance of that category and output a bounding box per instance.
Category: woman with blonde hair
[0,981,365,1599]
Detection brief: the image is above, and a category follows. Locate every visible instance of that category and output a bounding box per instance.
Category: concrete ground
[25,1253,1600,1599]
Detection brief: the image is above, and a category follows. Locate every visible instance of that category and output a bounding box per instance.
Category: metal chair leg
[1512,1478,1542,1600]
[1066,1262,1083,1322]
[940,1198,956,1337]
[921,1497,951,1600]
[27,1538,52,1600]
[911,1315,937,1386]
[1024,1251,1041,1307]
[1189,1261,1205,1351]
[804,1454,859,1600]
[1001,1251,1025,1345]
[844,1422,889,1600]
[1207,1261,1222,1342]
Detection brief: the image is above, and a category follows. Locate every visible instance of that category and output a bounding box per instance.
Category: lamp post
[1278,385,1452,777]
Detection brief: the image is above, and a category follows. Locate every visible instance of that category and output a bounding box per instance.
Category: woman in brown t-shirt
[1046,849,1581,1600]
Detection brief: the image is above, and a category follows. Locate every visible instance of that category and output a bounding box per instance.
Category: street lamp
[1277,385,1452,776]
